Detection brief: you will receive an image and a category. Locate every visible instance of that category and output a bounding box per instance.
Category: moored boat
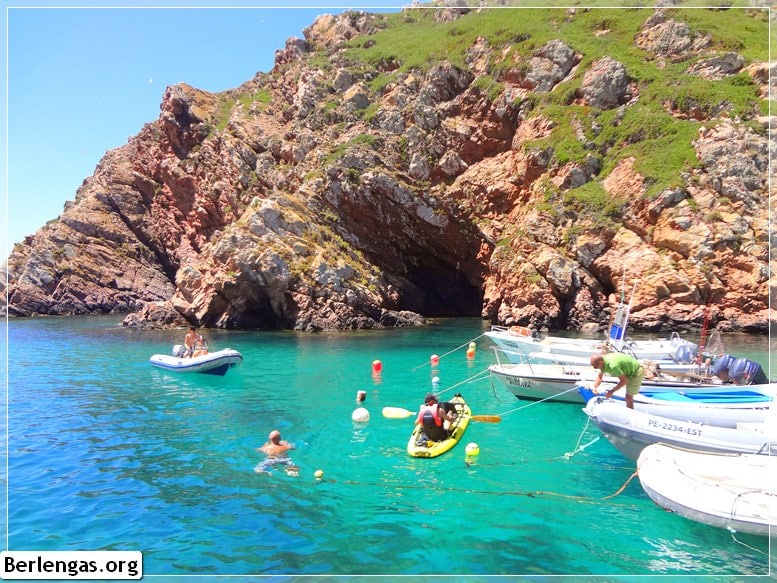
[485,326,696,363]
[578,386,773,428]
[407,394,471,458]
[149,346,243,376]
[582,398,777,460]
[489,348,724,405]
[637,443,777,536]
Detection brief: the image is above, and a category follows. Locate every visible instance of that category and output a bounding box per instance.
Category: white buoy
[352,407,370,423]
[314,469,324,480]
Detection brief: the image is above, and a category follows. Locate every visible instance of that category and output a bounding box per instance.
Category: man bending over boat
[415,393,455,443]
[590,353,644,409]
[254,430,299,476]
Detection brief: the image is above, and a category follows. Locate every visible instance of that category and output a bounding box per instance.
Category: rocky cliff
[2,6,773,333]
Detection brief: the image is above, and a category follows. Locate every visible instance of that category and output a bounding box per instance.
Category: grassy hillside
[322,6,767,206]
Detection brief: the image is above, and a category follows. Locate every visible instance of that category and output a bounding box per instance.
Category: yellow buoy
[465,442,480,466]
[314,469,324,479]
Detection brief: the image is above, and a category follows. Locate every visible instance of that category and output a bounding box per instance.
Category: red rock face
[1,10,771,333]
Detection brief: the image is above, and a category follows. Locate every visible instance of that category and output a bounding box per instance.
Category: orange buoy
[466,348,475,359]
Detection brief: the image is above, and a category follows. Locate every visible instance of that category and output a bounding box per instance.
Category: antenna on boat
[608,269,634,351]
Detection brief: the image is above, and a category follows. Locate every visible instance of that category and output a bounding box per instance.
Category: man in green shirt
[590,352,644,409]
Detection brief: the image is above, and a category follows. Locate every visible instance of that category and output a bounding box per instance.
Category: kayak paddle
[381,406,501,423]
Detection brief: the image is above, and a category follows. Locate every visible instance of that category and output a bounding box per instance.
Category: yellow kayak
[407,394,471,458]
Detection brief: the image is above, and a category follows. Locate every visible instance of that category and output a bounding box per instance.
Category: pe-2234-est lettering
[647,419,703,437]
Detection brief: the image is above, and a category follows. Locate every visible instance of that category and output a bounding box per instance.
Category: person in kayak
[590,353,644,409]
[415,393,455,442]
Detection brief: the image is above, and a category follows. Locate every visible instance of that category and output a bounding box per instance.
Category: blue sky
[3,1,404,260]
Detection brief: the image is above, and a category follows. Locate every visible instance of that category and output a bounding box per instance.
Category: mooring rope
[436,368,491,396]
[410,332,488,371]
[495,385,581,417]
[327,476,641,505]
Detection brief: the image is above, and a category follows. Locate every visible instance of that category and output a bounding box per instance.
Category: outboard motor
[673,342,698,364]
[711,354,735,380]
[172,344,185,357]
[727,357,769,385]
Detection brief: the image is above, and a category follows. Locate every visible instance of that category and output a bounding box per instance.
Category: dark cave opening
[401,261,484,317]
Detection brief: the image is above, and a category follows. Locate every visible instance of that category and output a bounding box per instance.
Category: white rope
[411,332,487,371]
[564,434,601,459]
[495,385,582,417]
[436,368,491,396]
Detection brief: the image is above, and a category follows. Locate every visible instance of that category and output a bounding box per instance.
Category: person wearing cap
[415,393,455,442]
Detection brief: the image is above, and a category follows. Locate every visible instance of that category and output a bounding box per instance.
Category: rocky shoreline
[2,7,773,333]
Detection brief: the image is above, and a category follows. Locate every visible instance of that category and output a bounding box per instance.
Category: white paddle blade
[382,406,414,419]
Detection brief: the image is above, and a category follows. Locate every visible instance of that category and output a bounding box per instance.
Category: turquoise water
[2,316,773,578]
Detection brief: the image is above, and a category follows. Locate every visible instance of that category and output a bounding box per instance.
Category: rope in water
[316,471,641,505]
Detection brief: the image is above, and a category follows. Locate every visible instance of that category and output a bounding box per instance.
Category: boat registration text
[647,419,702,436]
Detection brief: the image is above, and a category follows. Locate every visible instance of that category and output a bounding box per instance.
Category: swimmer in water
[257,430,294,457]
[255,430,298,476]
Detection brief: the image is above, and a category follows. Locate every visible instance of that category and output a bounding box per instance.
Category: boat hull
[485,327,687,362]
[579,387,773,428]
[637,444,777,536]
[583,399,776,460]
[149,348,243,376]
[407,395,471,458]
[489,361,726,405]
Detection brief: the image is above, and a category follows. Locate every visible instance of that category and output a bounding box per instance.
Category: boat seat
[646,392,694,402]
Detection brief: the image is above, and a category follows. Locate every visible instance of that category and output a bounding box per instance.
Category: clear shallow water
[2,316,773,577]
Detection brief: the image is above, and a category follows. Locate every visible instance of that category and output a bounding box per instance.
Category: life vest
[418,404,442,426]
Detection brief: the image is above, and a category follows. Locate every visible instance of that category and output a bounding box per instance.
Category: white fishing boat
[582,398,777,460]
[637,443,777,536]
[579,386,773,428]
[149,346,243,376]
[486,326,697,363]
[486,281,704,364]
[489,348,723,404]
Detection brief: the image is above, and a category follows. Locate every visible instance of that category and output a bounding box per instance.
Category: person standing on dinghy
[590,353,644,409]
[415,393,455,442]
